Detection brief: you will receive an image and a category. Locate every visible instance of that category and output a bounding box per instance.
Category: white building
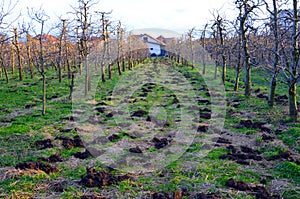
[139,34,166,56]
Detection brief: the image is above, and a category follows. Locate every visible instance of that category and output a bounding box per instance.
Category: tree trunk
[117,21,122,76]
[238,0,252,97]
[289,82,297,122]
[108,63,112,79]
[122,57,125,72]
[58,48,62,83]
[234,43,241,91]
[69,72,74,100]
[234,69,240,91]
[214,60,218,79]
[4,66,9,83]
[38,20,46,116]
[268,0,279,107]
[244,66,251,97]
[57,20,65,83]
[221,55,226,84]
[84,58,90,96]
[11,51,14,74]
[216,16,226,84]
[202,24,208,75]
[26,35,34,79]
[202,57,206,75]
[289,0,299,121]
[101,64,106,82]
[117,61,122,76]
[268,75,277,106]
[13,29,23,81]
[42,72,46,116]
[78,60,83,75]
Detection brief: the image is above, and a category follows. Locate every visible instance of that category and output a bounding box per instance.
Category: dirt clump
[15,161,58,174]
[266,151,291,161]
[225,178,280,199]
[56,135,84,149]
[35,139,53,149]
[216,137,232,144]
[131,109,148,117]
[152,192,170,199]
[129,146,143,153]
[81,191,107,199]
[197,124,209,132]
[220,145,262,165]
[262,133,274,141]
[189,193,221,199]
[239,120,271,133]
[39,153,62,163]
[80,167,131,188]
[74,150,92,159]
[152,137,172,149]
[108,134,120,142]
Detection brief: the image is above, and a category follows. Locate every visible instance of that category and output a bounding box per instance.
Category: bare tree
[57,19,67,82]
[0,0,20,81]
[280,0,299,121]
[187,28,195,69]
[210,26,219,79]
[25,33,34,78]
[233,22,242,91]
[263,0,281,107]
[117,20,123,76]
[73,0,97,95]
[0,34,10,83]
[0,0,20,30]
[212,13,227,84]
[95,10,112,82]
[12,28,23,81]
[29,8,49,116]
[201,23,208,74]
[235,0,262,97]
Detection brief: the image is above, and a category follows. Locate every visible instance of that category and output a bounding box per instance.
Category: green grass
[0,123,31,136]
[206,148,228,160]
[0,58,299,198]
[259,145,287,159]
[275,161,300,184]
[278,127,300,152]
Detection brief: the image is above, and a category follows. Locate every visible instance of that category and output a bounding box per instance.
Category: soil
[39,153,63,163]
[15,161,58,174]
[80,167,131,188]
[129,146,143,153]
[35,138,54,149]
[239,119,272,133]
[74,150,92,159]
[55,135,85,149]
[220,145,263,165]
[200,112,211,119]
[81,194,106,199]
[152,137,172,149]
[225,178,280,199]
[151,191,221,199]
[131,109,148,117]
[107,134,120,142]
[215,137,232,144]
[152,192,170,199]
[197,124,209,132]
[189,193,221,199]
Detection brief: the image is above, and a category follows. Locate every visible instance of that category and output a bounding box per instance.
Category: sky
[8,0,238,35]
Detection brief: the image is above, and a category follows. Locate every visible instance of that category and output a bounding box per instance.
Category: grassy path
[0,58,299,198]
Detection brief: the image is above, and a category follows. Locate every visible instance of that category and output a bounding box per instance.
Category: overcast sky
[10,0,239,35]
